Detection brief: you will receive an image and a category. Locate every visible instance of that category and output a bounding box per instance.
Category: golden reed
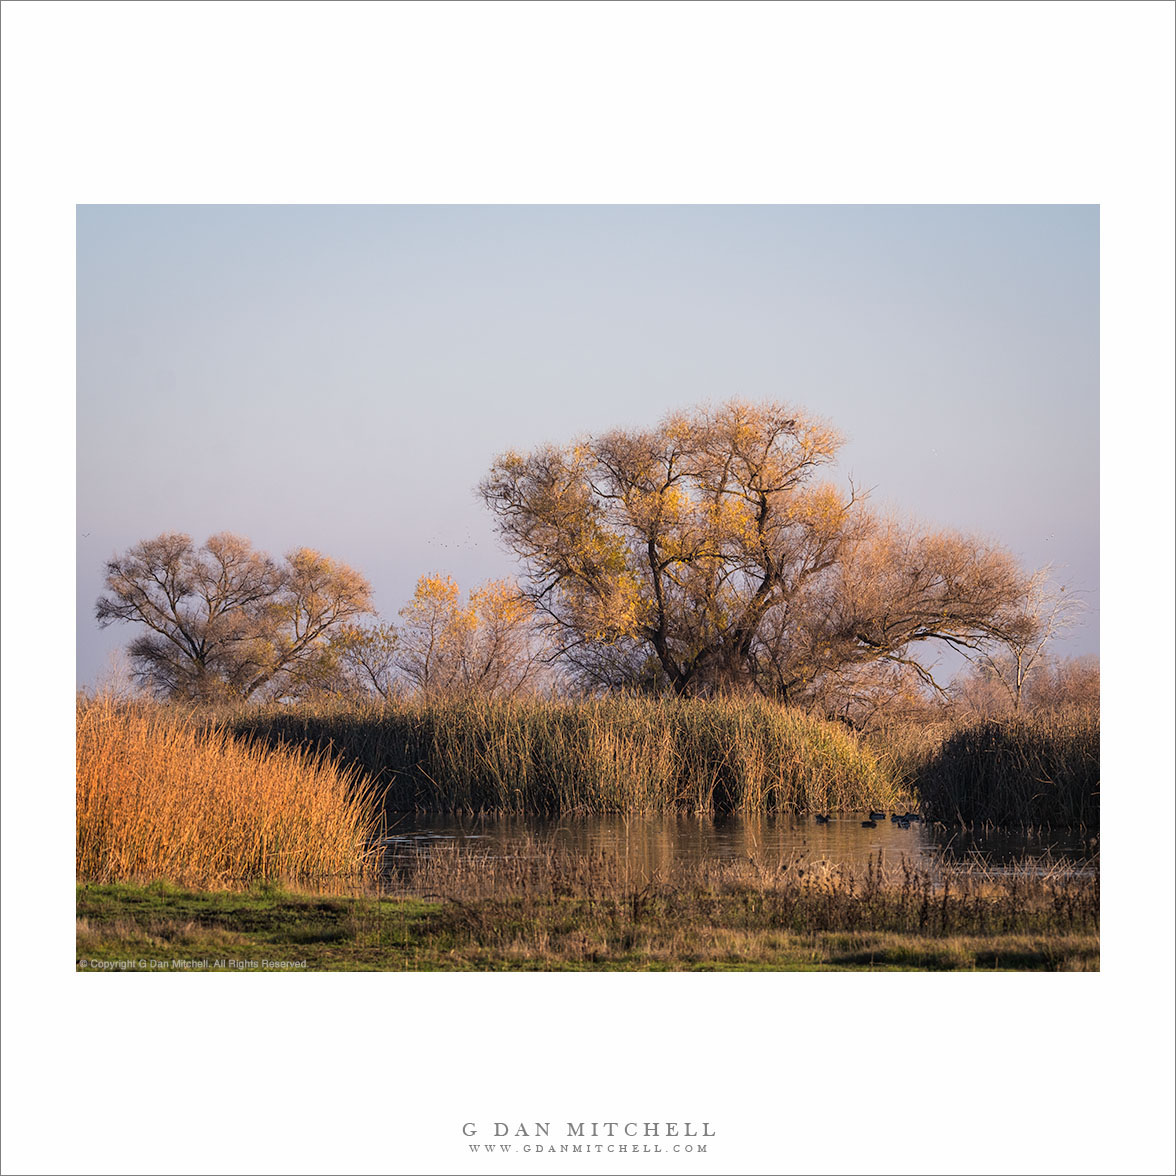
[229,694,905,816]
[76,697,380,886]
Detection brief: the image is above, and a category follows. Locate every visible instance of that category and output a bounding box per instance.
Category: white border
[3,3,1173,1175]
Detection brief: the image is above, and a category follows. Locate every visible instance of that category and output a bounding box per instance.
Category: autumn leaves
[97,399,1042,706]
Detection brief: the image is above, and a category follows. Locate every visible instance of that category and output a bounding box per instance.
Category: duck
[869,810,886,821]
[861,819,877,828]
[896,817,911,829]
[814,814,831,824]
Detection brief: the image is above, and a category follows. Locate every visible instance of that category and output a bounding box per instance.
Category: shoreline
[76,847,1100,972]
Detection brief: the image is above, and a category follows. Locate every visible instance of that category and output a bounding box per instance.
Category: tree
[1024,653,1099,712]
[782,512,1032,699]
[325,622,401,701]
[802,658,944,731]
[463,579,548,696]
[394,574,472,696]
[969,567,1086,711]
[951,650,1098,719]
[394,573,548,698]
[481,400,1030,700]
[95,532,373,701]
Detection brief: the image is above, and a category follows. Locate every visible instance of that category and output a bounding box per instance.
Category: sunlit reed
[76,696,381,885]
[228,695,904,817]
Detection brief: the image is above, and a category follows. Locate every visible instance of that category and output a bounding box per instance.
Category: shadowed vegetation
[915,708,1100,828]
[227,694,904,817]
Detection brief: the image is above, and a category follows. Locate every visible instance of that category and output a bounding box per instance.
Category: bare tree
[326,622,401,701]
[968,567,1086,711]
[95,532,373,701]
[481,400,1030,699]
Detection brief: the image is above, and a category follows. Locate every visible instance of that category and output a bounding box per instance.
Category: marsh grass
[915,708,1100,828]
[228,695,903,816]
[76,834,1097,971]
[76,697,381,886]
[388,834,1098,968]
[384,831,1099,940]
[864,718,954,790]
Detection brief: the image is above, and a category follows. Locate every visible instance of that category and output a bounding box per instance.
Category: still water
[379,813,1097,878]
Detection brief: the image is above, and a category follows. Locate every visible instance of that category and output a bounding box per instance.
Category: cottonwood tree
[394,574,472,695]
[95,532,373,701]
[395,574,548,698]
[782,513,1031,699]
[481,400,1030,700]
[325,622,401,701]
[465,579,551,696]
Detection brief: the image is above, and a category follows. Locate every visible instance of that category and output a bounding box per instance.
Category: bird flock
[812,811,924,829]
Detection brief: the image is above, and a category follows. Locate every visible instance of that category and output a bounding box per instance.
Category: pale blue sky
[76,204,1099,687]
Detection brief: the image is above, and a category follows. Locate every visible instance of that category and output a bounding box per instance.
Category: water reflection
[379,813,1097,878]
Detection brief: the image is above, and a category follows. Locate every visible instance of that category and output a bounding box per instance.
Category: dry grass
[382,831,1099,940]
[227,694,904,816]
[76,696,381,886]
[75,915,253,954]
[864,717,955,788]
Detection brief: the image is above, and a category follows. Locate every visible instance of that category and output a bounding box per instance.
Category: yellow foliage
[481,398,1024,698]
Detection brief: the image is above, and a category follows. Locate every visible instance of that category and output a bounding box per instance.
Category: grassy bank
[77,697,381,886]
[915,708,1100,828]
[228,695,903,816]
[76,843,1099,971]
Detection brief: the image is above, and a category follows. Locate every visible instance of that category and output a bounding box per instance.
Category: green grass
[77,844,1099,972]
[226,695,904,817]
[75,882,438,971]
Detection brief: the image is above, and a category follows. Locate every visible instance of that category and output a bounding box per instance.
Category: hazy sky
[76,204,1099,687]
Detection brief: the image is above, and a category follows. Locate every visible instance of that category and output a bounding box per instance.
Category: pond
[378,813,1098,879]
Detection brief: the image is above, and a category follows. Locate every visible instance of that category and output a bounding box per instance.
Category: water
[378,813,1098,878]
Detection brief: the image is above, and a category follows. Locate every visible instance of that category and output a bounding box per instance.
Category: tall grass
[383,831,1099,943]
[77,697,381,885]
[228,695,903,816]
[864,718,954,791]
[915,707,1100,828]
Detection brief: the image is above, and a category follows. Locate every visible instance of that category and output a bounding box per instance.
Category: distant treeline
[94,399,1095,724]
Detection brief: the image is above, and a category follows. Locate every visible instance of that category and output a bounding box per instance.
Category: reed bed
[915,707,1100,828]
[76,833,1099,970]
[228,695,903,816]
[76,697,381,886]
[864,718,955,789]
